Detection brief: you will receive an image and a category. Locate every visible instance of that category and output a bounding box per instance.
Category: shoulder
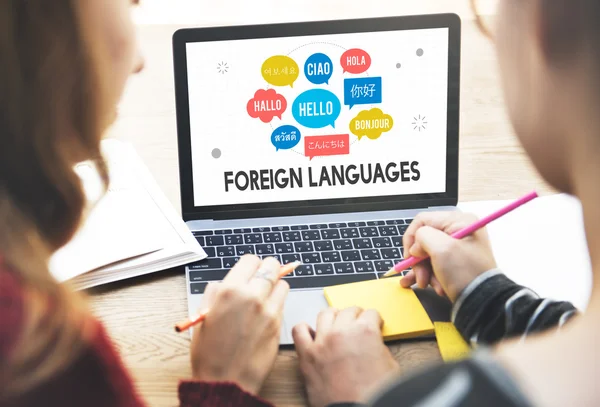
[371,351,533,407]
[0,257,25,359]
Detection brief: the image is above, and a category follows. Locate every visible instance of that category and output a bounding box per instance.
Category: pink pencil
[383,191,539,277]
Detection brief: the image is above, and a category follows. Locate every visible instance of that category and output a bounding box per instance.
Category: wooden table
[92,8,554,406]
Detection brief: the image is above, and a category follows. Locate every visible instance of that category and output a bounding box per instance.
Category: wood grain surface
[92,6,554,406]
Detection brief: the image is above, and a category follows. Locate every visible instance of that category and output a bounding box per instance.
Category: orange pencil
[175,261,302,333]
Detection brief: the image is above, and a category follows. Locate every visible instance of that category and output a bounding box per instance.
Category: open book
[49,139,206,290]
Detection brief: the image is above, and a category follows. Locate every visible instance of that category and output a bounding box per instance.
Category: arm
[330,271,576,407]
[0,264,271,407]
[369,350,532,407]
[10,320,272,407]
[179,382,273,407]
[398,211,578,345]
[452,269,578,346]
[294,212,580,407]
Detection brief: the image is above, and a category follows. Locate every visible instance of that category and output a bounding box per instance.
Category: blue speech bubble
[292,89,341,129]
[271,125,302,151]
[343,77,382,109]
[304,53,333,85]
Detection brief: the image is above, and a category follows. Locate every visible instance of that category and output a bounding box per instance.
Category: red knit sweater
[0,258,273,407]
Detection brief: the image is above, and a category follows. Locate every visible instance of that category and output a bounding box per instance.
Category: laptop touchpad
[280,289,328,345]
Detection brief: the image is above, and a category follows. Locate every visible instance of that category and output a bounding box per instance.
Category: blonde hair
[0,0,110,399]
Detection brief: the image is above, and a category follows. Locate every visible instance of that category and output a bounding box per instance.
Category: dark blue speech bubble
[304,53,333,85]
[343,77,382,109]
[292,89,341,129]
[271,125,301,151]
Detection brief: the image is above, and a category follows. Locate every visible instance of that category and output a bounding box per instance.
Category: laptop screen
[185,27,449,208]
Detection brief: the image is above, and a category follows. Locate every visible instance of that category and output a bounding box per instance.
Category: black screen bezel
[173,14,461,221]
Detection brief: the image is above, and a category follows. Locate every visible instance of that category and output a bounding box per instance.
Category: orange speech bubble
[246,89,287,123]
[340,48,371,74]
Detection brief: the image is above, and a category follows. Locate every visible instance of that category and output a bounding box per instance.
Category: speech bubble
[349,108,394,141]
[246,89,287,123]
[304,53,333,85]
[340,48,372,74]
[344,77,382,109]
[271,125,302,151]
[304,134,350,160]
[292,89,341,129]
[261,55,300,87]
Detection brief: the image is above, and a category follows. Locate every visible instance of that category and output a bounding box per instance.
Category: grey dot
[396,63,402,69]
[211,148,222,159]
[416,48,424,57]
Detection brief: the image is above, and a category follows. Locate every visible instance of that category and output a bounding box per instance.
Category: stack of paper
[49,139,206,290]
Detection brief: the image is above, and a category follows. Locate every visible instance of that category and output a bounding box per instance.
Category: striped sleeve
[451,269,578,346]
[369,349,532,407]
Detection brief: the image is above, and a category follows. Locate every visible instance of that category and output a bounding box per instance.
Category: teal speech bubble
[292,89,341,129]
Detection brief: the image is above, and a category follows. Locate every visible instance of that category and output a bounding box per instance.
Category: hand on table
[401,211,497,301]
[190,255,289,395]
[293,307,399,407]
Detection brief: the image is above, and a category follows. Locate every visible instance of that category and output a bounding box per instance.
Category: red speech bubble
[304,134,350,160]
[340,48,372,74]
[247,89,287,123]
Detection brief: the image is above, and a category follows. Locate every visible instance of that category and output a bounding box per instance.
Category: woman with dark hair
[293,1,600,406]
[2,0,598,406]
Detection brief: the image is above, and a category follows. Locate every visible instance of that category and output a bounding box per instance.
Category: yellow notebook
[323,277,434,341]
[434,322,471,362]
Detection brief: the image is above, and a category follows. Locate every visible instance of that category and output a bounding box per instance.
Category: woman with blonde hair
[1,1,293,406]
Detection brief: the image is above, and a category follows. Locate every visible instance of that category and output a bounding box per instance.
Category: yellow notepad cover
[323,277,434,341]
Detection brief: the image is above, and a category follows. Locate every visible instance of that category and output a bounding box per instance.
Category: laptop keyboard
[188,219,413,294]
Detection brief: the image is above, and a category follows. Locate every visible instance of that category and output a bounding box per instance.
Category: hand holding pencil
[175,259,301,332]
[394,192,537,301]
[185,255,298,396]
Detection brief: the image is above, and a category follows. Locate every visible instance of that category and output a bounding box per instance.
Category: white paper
[53,139,206,290]
[49,141,171,282]
[458,194,592,310]
[49,192,164,282]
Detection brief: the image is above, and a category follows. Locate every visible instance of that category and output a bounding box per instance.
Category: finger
[403,212,448,254]
[413,263,431,289]
[358,309,384,331]
[246,257,281,299]
[400,270,416,288]
[416,211,476,235]
[403,211,474,253]
[316,307,338,335]
[199,282,219,309]
[414,226,456,259]
[192,284,219,340]
[265,279,290,315]
[409,241,428,258]
[333,306,363,328]
[223,254,261,285]
[403,244,413,259]
[292,323,315,355]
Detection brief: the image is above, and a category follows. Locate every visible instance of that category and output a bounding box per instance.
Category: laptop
[172,14,461,344]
